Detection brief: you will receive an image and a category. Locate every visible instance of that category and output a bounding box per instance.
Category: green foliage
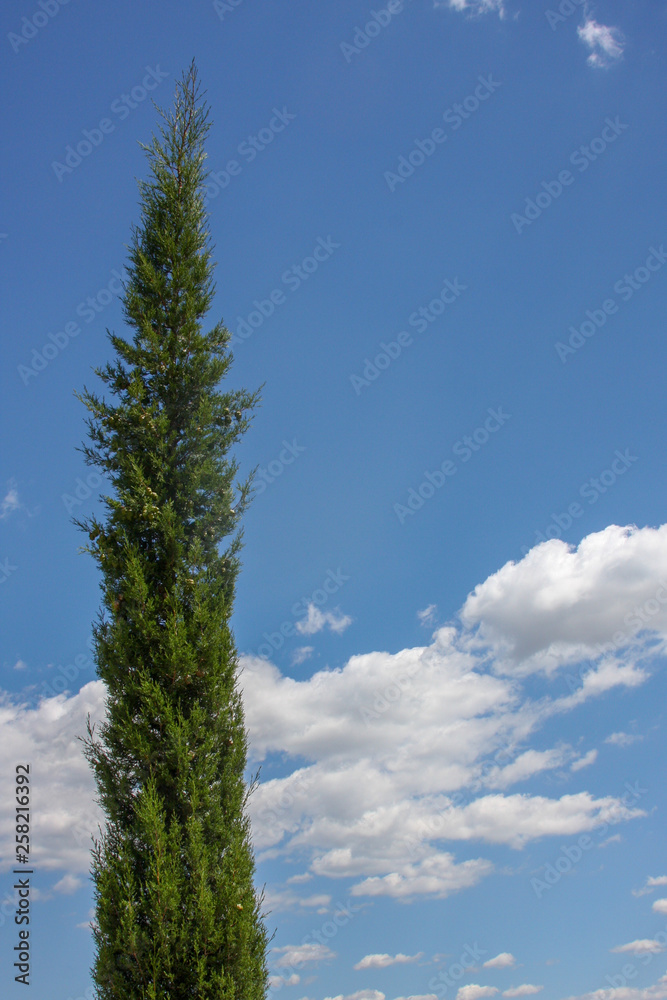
[75,62,270,999]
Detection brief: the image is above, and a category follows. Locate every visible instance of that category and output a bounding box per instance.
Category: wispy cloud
[76,907,95,930]
[0,480,20,519]
[418,604,438,626]
[292,645,314,665]
[571,749,597,772]
[633,875,667,897]
[53,874,83,895]
[268,973,300,988]
[611,940,666,956]
[262,885,330,914]
[323,991,385,1000]
[562,971,667,1000]
[436,0,506,18]
[354,952,423,970]
[272,942,336,968]
[577,18,625,68]
[394,995,439,1000]
[606,731,642,747]
[503,987,543,998]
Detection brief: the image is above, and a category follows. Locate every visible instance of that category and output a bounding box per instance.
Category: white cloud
[292,646,314,665]
[0,481,20,519]
[269,973,301,988]
[0,681,105,874]
[571,750,597,772]
[562,972,667,1000]
[606,732,642,747]
[295,603,352,636]
[456,986,499,1000]
[503,988,543,998]
[483,749,571,789]
[53,873,83,894]
[241,617,645,892]
[577,18,625,68]
[484,954,516,969]
[553,658,649,711]
[262,886,331,914]
[286,872,312,884]
[460,525,667,675]
[436,0,506,18]
[323,992,385,1000]
[354,952,423,970]
[394,996,438,1000]
[273,942,336,968]
[611,940,666,956]
[76,907,95,930]
[653,899,667,914]
[13,659,27,671]
[418,605,438,626]
[0,523,658,907]
[348,852,493,901]
[633,876,667,897]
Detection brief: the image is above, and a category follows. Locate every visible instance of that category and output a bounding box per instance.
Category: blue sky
[1,1,667,998]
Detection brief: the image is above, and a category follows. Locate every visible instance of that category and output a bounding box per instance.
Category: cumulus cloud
[577,18,625,68]
[653,900,667,914]
[347,852,493,901]
[484,954,516,969]
[460,525,667,675]
[456,986,499,1000]
[241,623,645,890]
[571,750,597,772]
[295,603,352,636]
[354,952,423,970]
[0,523,660,908]
[503,988,543,998]
[436,0,506,18]
[611,940,666,956]
[0,681,105,874]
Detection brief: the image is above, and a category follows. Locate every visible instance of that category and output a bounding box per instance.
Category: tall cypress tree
[74,63,270,999]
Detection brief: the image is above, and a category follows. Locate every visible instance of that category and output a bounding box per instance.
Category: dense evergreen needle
[74,61,271,999]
